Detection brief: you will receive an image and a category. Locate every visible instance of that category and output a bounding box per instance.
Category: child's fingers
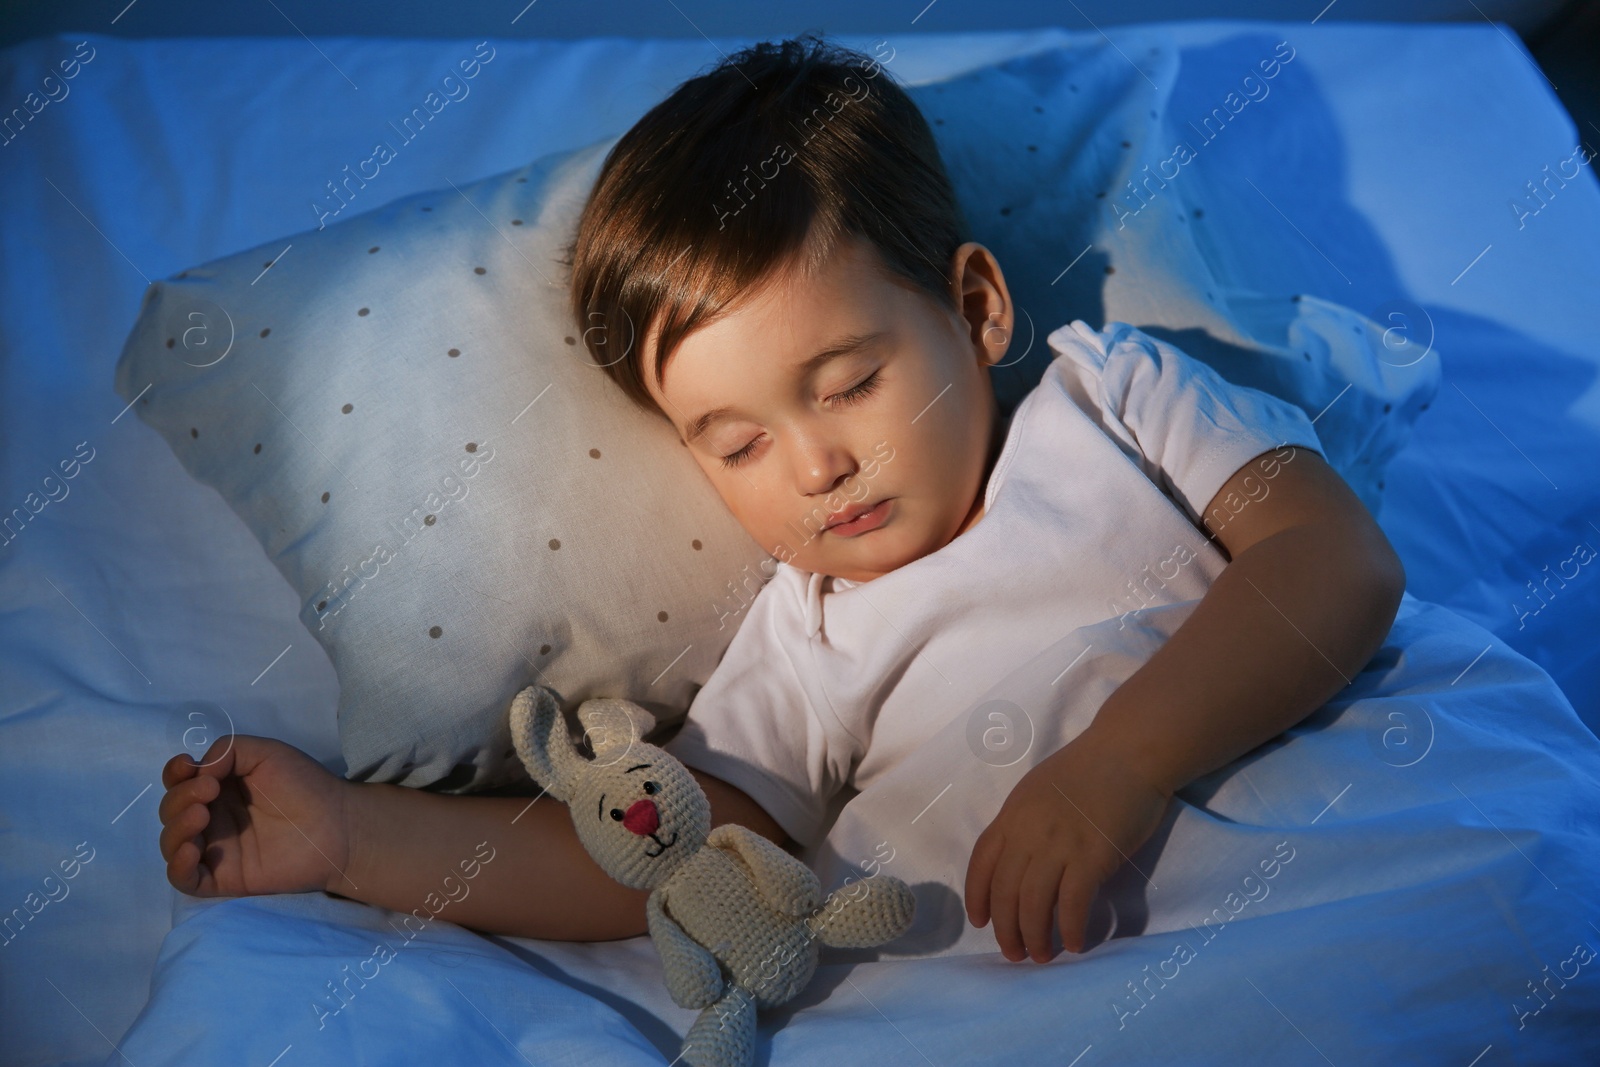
[158,751,242,899]
[1056,868,1098,955]
[158,790,210,860]
[160,800,210,891]
[157,774,217,827]
[987,848,1030,962]
[1018,858,1063,962]
[161,751,197,789]
[189,735,241,783]
[166,838,216,896]
[166,837,199,894]
[162,734,240,787]
[158,777,222,896]
[964,828,1004,927]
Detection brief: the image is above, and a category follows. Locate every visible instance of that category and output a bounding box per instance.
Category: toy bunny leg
[680,986,756,1067]
[808,873,917,949]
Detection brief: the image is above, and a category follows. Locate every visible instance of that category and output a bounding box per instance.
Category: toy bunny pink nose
[623,799,659,836]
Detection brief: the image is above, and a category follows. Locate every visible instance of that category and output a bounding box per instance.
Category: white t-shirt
[662,320,1326,851]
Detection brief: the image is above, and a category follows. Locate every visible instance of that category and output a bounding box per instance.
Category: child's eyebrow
[685,329,886,442]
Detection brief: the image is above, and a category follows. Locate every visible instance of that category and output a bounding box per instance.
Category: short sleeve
[662,568,854,852]
[1047,320,1326,529]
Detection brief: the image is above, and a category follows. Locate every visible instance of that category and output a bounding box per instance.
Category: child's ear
[509,685,586,800]
[947,241,1014,363]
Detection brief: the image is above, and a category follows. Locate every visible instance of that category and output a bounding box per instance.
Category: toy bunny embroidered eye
[509,685,916,1067]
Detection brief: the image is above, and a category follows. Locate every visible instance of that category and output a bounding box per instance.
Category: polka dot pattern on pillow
[114,138,770,793]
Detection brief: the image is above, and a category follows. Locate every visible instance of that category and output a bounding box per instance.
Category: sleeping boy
[157,34,1405,965]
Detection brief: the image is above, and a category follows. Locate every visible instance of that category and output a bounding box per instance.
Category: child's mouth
[825,498,892,537]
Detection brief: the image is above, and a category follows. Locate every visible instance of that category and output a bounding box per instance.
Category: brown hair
[560,33,969,423]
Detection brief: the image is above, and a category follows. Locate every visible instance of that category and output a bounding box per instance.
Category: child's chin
[839,533,928,579]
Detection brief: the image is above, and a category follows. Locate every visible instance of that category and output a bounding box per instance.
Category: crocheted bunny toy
[509,685,916,1067]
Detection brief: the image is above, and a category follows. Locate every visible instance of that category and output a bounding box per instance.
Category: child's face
[641,232,1012,583]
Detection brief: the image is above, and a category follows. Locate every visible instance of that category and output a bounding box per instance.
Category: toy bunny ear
[575,698,656,767]
[509,685,586,801]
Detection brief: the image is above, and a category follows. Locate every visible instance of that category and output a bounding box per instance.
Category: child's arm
[965,446,1405,963]
[159,735,788,942]
[338,766,788,941]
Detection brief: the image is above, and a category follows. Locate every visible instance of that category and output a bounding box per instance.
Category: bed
[2,20,1599,1067]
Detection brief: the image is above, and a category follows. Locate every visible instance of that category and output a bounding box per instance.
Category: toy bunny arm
[647,889,725,1010]
[708,823,820,916]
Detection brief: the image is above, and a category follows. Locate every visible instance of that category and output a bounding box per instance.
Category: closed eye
[718,370,884,470]
[827,369,882,409]
[719,436,762,470]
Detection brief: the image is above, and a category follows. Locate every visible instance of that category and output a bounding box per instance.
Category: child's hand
[964,732,1172,963]
[158,736,354,898]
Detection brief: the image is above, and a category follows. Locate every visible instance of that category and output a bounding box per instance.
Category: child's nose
[622,799,659,836]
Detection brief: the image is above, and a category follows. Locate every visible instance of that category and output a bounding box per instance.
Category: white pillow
[115,138,771,792]
[920,32,1439,514]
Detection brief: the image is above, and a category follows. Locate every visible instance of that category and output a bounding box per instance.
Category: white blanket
[116,593,1600,1064]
